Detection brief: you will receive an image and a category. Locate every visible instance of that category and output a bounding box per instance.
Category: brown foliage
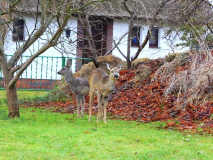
[74,55,125,77]
[22,55,213,134]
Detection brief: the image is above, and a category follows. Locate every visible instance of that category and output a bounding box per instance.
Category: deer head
[107,63,122,81]
[57,59,72,75]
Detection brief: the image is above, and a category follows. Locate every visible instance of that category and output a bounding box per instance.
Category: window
[65,28,71,38]
[131,26,140,46]
[149,28,158,48]
[12,19,25,41]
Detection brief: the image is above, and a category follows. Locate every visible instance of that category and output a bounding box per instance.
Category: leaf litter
[22,52,213,134]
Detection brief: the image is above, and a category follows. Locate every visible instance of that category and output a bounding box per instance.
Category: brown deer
[88,63,122,123]
[58,59,89,117]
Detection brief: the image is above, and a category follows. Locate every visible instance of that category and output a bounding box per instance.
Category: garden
[0,90,213,159]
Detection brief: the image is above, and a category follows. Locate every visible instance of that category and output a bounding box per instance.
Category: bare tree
[154,0,213,107]
[78,14,100,67]
[76,0,113,68]
[0,0,107,118]
[73,0,172,69]
[107,0,212,69]
[118,0,171,69]
[63,0,212,70]
[163,0,213,53]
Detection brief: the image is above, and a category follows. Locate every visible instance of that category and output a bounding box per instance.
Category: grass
[0,90,213,159]
[0,90,48,100]
[0,90,48,105]
[0,90,48,99]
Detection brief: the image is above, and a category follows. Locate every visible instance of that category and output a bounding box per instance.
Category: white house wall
[4,15,78,80]
[112,20,189,60]
[3,17,190,81]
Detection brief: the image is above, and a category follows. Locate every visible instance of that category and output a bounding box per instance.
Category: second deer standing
[89,63,122,123]
[58,59,89,117]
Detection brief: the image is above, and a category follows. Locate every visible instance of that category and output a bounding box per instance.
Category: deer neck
[103,76,116,91]
[65,70,75,82]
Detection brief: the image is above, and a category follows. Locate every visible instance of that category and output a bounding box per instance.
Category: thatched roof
[3,0,212,25]
[83,0,212,20]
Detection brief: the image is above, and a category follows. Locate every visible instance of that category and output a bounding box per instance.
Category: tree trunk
[5,78,20,118]
[127,59,131,69]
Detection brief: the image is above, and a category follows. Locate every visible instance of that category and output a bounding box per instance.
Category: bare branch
[131,30,150,61]
[113,40,126,59]
[131,0,171,62]
[10,64,23,74]
[8,41,56,88]
[105,32,128,56]
[9,15,55,68]
[201,0,213,8]
[0,8,7,68]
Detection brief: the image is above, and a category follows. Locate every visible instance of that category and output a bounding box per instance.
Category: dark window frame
[131,26,140,47]
[12,19,25,41]
[65,28,71,38]
[149,28,159,48]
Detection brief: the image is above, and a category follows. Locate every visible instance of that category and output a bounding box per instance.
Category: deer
[88,63,122,123]
[58,59,90,117]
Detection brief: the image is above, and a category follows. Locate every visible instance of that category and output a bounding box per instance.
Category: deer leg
[97,93,102,123]
[76,94,81,118]
[89,91,94,122]
[103,97,109,124]
[81,95,85,117]
[101,95,105,120]
[98,95,104,121]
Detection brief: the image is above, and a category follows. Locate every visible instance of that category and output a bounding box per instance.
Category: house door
[77,17,113,64]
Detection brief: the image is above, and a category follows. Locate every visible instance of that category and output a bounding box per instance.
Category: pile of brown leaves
[23,58,213,134]
[107,69,213,133]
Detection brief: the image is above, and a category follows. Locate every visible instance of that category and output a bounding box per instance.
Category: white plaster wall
[4,15,78,79]
[3,18,190,80]
[112,20,189,60]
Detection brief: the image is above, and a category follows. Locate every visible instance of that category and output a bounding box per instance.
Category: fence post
[62,57,66,67]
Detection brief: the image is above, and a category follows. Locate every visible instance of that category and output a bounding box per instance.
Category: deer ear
[117,63,122,70]
[106,63,111,70]
[106,63,113,70]
[67,59,72,68]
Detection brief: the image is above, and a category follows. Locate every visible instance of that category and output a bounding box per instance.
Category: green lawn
[0,90,213,159]
[0,90,48,100]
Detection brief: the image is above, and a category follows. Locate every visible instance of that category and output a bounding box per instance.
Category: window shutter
[149,28,158,48]
[13,19,24,41]
[131,27,140,47]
